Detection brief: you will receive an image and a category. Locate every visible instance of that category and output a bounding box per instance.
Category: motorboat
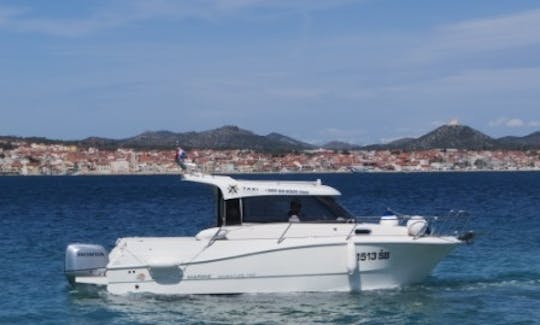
[65,173,473,295]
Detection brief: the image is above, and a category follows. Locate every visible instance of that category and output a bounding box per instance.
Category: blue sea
[1,172,539,324]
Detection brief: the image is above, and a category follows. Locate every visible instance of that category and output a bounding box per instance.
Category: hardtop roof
[182,173,341,200]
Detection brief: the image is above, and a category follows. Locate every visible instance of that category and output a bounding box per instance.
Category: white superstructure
[182,173,341,199]
[65,173,472,295]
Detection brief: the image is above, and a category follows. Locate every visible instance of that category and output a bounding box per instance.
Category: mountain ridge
[376,125,499,151]
[1,124,540,151]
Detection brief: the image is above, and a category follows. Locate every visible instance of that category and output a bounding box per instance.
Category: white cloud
[266,87,324,99]
[442,9,540,49]
[488,117,507,127]
[385,67,540,99]
[379,137,401,144]
[379,135,419,144]
[0,2,165,36]
[506,118,525,127]
[214,0,358,11]
[0,5,27,23]
[411,8,540,62]
[489,117,535,128]
[0,0,360,37]
[317,127,366,144]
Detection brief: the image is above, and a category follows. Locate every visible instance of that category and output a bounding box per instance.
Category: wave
[418,271,540,291]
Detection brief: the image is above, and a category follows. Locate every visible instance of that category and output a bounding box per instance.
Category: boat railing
[273,209,473,243]
[277,223,293,244]
[431,209,472,236]
[355,209,473,239]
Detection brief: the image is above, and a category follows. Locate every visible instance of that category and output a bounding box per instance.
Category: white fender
[407,216,428,237]
[346,240,357,275]
[147,258,180,270]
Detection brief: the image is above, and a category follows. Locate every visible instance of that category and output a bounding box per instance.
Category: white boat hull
[89,232,459,295]
[66,174,470,295]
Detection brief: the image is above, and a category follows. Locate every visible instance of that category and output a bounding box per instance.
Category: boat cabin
[183,173,353,226]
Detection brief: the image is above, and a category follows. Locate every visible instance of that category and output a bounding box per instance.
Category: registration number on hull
[357,250,390,261]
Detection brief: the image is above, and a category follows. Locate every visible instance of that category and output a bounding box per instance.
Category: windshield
[242,195,353,223]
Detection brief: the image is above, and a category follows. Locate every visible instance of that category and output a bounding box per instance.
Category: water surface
[1,172,539,324]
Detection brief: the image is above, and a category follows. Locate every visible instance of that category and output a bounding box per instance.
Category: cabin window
[242,196,352,223]
[216,188,241,226]
[225,199,241,225]
[216,189,224,227]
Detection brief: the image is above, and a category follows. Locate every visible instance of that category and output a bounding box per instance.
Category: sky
[1,0,540,145]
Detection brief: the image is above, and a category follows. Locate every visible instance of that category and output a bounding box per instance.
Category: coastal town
[1,140,539,175]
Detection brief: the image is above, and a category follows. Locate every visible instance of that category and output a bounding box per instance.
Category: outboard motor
[65,244,108,285]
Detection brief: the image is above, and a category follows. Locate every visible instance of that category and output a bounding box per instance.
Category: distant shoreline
[2,169,540,177]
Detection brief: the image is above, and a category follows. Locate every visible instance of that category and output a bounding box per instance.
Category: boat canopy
[182,173,341,200]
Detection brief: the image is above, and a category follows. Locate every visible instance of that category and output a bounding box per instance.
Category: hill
[403,125,499,150]
[74,126,314,152]
[498,131,540,149]
[365,125,540,151]
[322,141,363,151]
[2,124,540,152]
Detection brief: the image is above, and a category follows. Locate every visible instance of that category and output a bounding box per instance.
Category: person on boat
[288,199,302,222]
[175,147,187,170]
